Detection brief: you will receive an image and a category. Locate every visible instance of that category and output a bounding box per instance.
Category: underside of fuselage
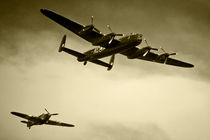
[80,34,142,61]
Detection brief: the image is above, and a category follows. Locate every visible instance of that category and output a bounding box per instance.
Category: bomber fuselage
[77,33,142,62]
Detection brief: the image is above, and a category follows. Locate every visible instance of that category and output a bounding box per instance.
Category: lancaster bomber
[11,109,74,129]
[40,9,194,70]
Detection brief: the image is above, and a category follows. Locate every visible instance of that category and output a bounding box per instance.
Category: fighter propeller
[45,108,59,116]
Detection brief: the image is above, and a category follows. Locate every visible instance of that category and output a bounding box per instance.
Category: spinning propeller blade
[144,38,149,46]
[159,47,177,64]
[160,47,176,56]
[169,53,176,55]
[160,47,166,53]
[45,108,58,116]
[107,25,112,32]
[107,25,123,44]
[51,113,59,116]
[90,16,101,33]
[109,37,114,44]
[91,16,93,25]
[142,39,158,56]
[45,108,49,114]
[107,25,123,36]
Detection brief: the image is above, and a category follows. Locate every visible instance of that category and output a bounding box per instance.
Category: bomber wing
[40,9,102,43]
[45,120,75,127]
[121,48,194,68]
[40,9,120,48]
[40,9,119,48]
[138,52,193,67]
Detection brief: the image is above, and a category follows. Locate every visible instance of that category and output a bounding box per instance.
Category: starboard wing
[138,52,194,67]
[163,57,194,67]
[121,48,194,68]
[45,120,75,127]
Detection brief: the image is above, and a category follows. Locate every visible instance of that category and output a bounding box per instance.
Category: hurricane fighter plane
[40,9,194,70]
[11,109,75,129]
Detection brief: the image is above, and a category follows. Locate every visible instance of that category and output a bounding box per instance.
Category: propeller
[160,47,176,56]
[45,108,59,116]
[90,16,93,25]
[144,38,149,46]
[159,47,176,64]
[144,38,158,51]
[107,25,123,44]
[45,108,49,114]
[88,16,100,33]
[80,16,100,33]
[142,38,158,56]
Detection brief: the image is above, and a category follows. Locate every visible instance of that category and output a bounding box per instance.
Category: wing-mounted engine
[141,39,158,56]
[157,47,176,64]
[78,16,101,35]
[92,25,123,46]
[127,39,158,59]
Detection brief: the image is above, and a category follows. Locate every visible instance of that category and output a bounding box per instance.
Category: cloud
[0,1,210,140]
[1,0,209,81]
[82,123,170,140]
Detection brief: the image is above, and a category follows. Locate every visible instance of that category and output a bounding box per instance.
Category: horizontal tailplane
[107,54,115,71]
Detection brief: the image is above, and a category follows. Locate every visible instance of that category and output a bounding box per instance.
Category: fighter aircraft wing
[11,112,39,121]
[45,120,75,127]
[121,48,194,68]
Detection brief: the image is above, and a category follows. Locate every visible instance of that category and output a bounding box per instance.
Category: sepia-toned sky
[0,0,210,140]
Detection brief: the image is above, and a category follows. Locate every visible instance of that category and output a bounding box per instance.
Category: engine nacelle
[157,52,176,64]
[127,46,157,59]
[127,49,145,59]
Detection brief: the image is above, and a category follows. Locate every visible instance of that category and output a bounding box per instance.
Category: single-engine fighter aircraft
[40,9,194,70]
[11,109,75,129]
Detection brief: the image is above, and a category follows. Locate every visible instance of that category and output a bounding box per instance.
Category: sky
[0,0,210,140]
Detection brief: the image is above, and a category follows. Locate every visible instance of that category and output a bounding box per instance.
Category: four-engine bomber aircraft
[40,9,194,70]
[11,109,75,129]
